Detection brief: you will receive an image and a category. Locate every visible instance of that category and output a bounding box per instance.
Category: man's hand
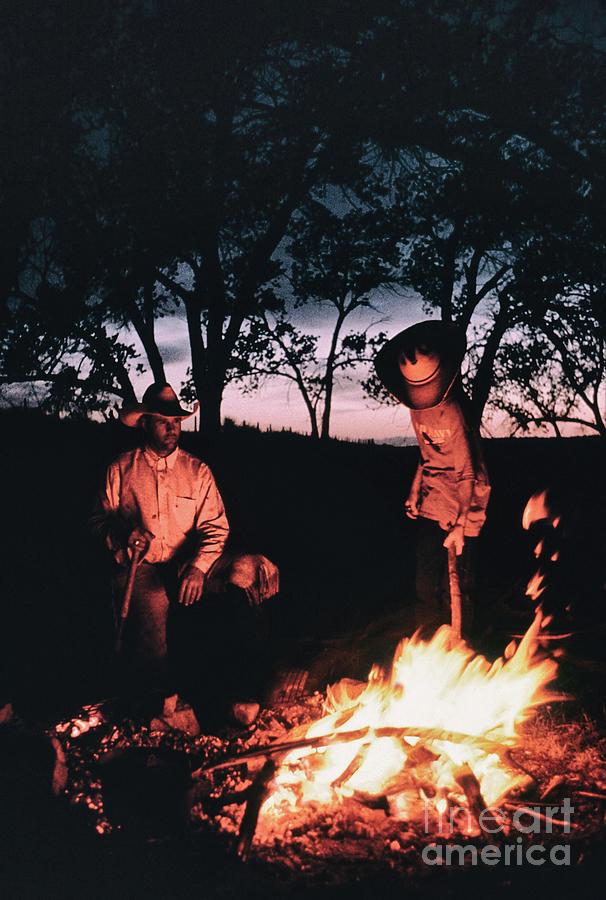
[127,528,154,560]
[178,565,205,606]
[443,524,465,556]
[404,492,420,519]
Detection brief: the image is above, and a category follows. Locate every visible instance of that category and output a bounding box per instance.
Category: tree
[229,201,397,439]
[490,307,605,437]
[230,314,324,439]
[489,235,606,436]
[0,2,149,415]
[362,118,606,431]
[62,0,379,439]
[4,0,605,437]
[0,212,140,416]
[348,0,606,431]
[231,310,388,439]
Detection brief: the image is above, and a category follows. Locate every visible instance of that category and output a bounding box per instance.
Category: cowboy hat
[374,320,466,410]
[119,383,198,427]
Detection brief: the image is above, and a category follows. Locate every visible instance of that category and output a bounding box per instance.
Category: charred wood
[236,759,277,862]
[194,726,511,779]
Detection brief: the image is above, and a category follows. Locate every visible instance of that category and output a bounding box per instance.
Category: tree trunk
[471,297,510,424]
[283,358,320,439]
[126,285,166,384]
[197,378,224,442]
[107,280,164,386]
[185,297,225,441]
[320,306,347,441]
[141,282,166,383]
[87,328,137,404]
[305,397,320,439]
[280,340,320,440]
[112,363,137,404]
[439,230,459,324]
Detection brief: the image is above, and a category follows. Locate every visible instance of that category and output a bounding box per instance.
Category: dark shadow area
[1,411,604,722]
[1,412,605,899]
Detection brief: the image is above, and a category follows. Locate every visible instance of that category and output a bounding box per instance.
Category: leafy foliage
[2,0,605,437]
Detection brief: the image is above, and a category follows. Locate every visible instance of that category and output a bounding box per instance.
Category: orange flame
[261,612,558,828]
[525,572,546,602]
[522,490,562,605]
[522,491,551,531]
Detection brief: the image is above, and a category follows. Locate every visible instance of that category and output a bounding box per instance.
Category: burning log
[188,610,562,860]
[331,742,371,789]
[193,726,370,778]
[193,726,512,780]
[236,759,277,862]
[454,763,494,832]
[333,705,361,729]
[376,771,417,798]
[350,790,390,812]
[366,741,440,804]
[403,741,440,770]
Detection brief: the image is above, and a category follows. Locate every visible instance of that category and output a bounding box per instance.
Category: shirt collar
[143,446,180,470]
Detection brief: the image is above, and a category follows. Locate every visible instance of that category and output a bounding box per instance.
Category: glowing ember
[258,612,559,834]
[55,704,104,739]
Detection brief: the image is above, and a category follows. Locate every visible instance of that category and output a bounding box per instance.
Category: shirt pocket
[174,496,196,533]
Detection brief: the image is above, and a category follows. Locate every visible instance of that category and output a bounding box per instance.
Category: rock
[232,702,260,727]
[150,695,201,736]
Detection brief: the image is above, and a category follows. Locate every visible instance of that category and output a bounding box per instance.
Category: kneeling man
[93,382,277,727]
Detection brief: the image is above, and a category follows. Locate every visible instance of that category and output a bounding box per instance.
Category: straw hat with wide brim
[119,383,198,427]
[374,320,466,410]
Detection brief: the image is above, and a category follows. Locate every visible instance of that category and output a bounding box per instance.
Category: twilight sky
[127,291,428,443]
[124,289,594,442]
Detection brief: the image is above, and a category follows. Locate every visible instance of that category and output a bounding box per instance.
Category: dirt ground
[10,692,603,900]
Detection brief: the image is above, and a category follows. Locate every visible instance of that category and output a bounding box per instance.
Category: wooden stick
[510,632,575,641]
[193,726,370,778]
[192,726,511,779]
[350,790,390,812]
[331,742,371,789]
[447,545,462,638]
[236,759,277,862]
[114,545,143,653]
[575,790,606,801]
[540,774,566,800]
[503,802,577,829]
[455,764,495,831]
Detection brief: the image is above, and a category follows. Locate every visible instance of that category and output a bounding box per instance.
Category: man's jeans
[114,562,173,694]
[112,559,272,714]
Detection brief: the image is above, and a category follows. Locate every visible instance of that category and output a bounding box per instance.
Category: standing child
[375,321,490,637]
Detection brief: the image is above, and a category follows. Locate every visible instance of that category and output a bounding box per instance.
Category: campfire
[193,610,562,860]
[200,493,563,853]
[259,613,559,824]
[53,613,606,879]
[51,491,606,878]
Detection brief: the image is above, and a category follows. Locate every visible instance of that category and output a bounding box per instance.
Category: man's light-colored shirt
[99,446,229,573]
[410,396,490,536]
